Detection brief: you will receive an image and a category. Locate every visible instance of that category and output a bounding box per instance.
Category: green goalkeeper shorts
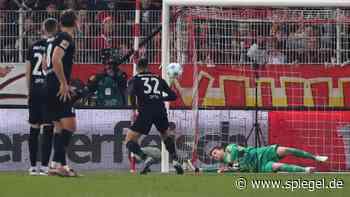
[258,144,282,172]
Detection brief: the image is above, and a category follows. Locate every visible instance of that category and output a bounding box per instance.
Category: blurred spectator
[45,2,59,19]
[231,31,241,63]
[141,0,161,23]
[57,0,78,10]
[1,0,19,10]
[286,25,307,63]
[320,24,335,49]
[267,49,286,64]
[237,23,255,63]
[114,0,135,10]
[17,15,40,60]
[0,65,12,77]
[29,2,59,25]
[76,10,94,62]
[0,12,18,62]
[93,14,115,49]
[76,0,89,10]
[96,0,112,10]
[305,26,318,63]
[0,0,6,9]
[78,10,90,38]
[0,6,348,65]
[92,11,132,62]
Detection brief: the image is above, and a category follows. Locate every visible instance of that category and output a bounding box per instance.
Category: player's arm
[160,78,177,101]
[52,46,71,102]
[186,160,239,174]
[127,78,138,109]
[25,60,31,93]
[25,45,32,94]
[127,78,139,121]
[52,47,67,85]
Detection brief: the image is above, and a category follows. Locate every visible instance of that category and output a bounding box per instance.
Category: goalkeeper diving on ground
[192,143,328,173]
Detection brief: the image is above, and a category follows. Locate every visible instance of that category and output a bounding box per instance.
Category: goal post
[161,0,350,173]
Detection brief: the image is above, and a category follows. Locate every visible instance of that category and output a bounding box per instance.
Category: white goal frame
[160,0,350,173]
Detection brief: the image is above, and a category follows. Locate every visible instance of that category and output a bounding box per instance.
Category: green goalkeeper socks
[279,164,306,172]
[285,148,316,160]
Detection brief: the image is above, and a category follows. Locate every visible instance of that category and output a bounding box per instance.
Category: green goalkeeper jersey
[222,144,280,172]
[223,144,255,172]
[223,144,242,164]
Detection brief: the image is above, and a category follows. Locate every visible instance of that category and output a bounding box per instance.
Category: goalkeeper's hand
[215,163,240,174]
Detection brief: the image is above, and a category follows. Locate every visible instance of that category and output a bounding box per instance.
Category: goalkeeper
[209,144,328,173]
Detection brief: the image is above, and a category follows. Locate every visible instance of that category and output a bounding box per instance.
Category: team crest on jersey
[60,40,70,49]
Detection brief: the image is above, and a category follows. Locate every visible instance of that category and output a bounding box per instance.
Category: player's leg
[126,110,152,161]
[50,117,77,177]
[155,113,183,175]
[28,99,41,175]
[38,100,54,175]
[52,121,63,168]
[56,116,77,176]
[159,131,183,175]
[126,111,155,174]
[28,123,40,175]
[126,130,158,175]
[46,85,63,170]
[276,146,328,162]
[39,123,54,175]
[126,130,146,160]
[271,162,316,173]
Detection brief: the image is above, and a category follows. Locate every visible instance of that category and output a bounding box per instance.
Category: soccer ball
[166,63,183,78]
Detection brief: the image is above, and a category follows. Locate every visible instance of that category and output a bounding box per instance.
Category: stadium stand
[0,1,349,65]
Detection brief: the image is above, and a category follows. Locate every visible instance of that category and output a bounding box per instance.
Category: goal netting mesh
[168,7,350,172]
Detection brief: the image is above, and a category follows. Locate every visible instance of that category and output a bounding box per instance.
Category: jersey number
[32,53,43,76]
[141,77,160,94]
[46,43,53,69]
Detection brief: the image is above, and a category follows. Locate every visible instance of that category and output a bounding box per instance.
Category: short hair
[137,58,148,70]
[209,146,223,157]
[43,18,58,34]
[60,9,78,27]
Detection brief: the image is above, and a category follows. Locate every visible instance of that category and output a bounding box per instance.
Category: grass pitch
[0,171,349,197]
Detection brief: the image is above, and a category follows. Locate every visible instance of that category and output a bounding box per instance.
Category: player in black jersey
[25,18,58,175]
[126,58,184,175]
[45,10,78,177]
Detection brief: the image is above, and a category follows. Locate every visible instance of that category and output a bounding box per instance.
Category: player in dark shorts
[25,18,58,176]
[126,58,184,174]
[45,10,78,177]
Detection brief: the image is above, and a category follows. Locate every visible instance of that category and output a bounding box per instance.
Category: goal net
[163,1,350,172]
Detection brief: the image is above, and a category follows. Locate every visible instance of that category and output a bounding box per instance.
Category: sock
[60,129,73,166]
[52,133,64,165]
[126,141,147,160]
[61,129,73,147]
[29,127,40,167]
[279,164,306,172]
[163,136,178,161]
[286,148,316,160]
[41,125,53,167]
